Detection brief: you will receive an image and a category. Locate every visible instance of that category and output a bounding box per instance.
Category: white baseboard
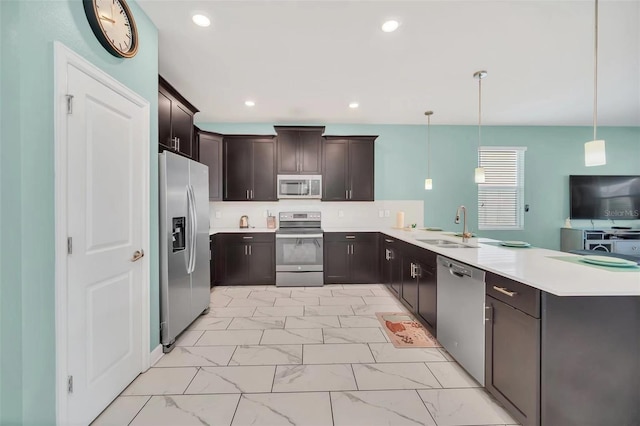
[149,344,164,368]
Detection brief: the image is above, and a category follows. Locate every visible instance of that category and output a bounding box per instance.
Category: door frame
[53,42,151,425]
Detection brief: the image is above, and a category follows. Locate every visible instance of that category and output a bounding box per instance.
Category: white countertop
[381,228,640,297]
[210,228,277,235]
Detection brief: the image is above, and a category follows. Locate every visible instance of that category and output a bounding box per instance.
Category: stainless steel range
[275,211,323,287]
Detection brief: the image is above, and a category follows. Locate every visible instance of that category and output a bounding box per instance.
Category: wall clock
[83,0,139,58]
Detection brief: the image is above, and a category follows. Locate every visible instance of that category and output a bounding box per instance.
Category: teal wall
[0,1,158,425]
[198,122,640,249]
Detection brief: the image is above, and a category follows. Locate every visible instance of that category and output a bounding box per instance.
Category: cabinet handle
[349,190,353,199]
[492,286,518,297]
[345,190,348,199]
[410,263,416,278]
[248,245,252,255]
[351,244,355,255]
[346,245,350,255]
[250,189,254,199]
[246,190,249,199]
[385,239,394,243]
[244,245,248,255]
[177,137,180,151]
[345,235,355,239]
[485,305,492,322]
[243,236,253,240]
[385,249,390,260]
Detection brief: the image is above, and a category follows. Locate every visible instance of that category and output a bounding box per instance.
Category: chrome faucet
[454,205,473,243]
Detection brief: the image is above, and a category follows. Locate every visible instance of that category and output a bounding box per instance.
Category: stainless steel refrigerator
[159,151,210,352]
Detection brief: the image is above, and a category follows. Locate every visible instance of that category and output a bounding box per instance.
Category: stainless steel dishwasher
[436,255,486,385]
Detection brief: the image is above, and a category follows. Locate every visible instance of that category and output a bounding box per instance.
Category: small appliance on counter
[266,211,276,229]
[239,215,249,228]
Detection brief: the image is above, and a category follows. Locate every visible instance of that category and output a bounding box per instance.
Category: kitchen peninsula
[210,226,640,426]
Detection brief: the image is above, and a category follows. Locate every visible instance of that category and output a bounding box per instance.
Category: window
[478,147,526,230]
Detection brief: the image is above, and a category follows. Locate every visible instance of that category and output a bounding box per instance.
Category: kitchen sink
[416,239,477,248]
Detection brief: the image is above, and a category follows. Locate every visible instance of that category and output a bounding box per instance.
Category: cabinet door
[277,131,299,174]
[199,132,223,201]
[417,263,437,335]
[382,245,395,294]
[299,131,322,174]
[158,91,173,150]
[248,242,275,284]
[223,242,248,285]
[485,295,540,426]
[391,253,402,298]
[350,240,379,284]
[400,258,418,312]
[209,236,215,287]
[171,103,194,158]
[251,140,277,201]
[224,139,251,201]
[322,139,349,201]
[348,139,374,201]
[324,241,350,283]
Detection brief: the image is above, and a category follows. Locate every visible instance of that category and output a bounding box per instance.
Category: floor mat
[375,312,442,348]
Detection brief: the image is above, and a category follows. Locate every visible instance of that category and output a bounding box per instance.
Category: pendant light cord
[427,114,431,178]
[593,0,599,141]
[478,76,482,165]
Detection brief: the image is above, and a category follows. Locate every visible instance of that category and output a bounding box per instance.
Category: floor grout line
[125,395,153,426]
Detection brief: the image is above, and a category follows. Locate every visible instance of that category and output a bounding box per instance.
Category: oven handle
[276,234,324,239]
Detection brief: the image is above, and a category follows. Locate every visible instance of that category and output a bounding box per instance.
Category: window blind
[478,147,526,230]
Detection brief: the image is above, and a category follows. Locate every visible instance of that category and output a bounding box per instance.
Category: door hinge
[67,237,73,254]
[67,375,73,394]
[66,94,74,114]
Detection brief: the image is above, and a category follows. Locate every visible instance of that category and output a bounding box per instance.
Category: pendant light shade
[474,70,487,183]
[585,139,606,166]
[585,0,606,166]
[424,111,434,190]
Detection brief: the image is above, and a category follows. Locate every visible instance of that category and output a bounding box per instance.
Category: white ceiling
[138,0,640,126]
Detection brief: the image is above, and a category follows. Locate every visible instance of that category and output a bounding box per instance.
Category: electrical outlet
[338,210,344,218]
[384,210,390,217]
[215,211,222,219]
[378,210,384,218]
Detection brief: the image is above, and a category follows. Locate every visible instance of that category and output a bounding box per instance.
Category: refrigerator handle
[186,185,197,274]
[190,184,198,273]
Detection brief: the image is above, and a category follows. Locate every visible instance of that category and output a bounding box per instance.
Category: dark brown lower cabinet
[416,261,436,335]
[218,233,275,285]
[485,295,540,426]
[324,233,379,284]
[381,236,401,297]
[400,257,418,311]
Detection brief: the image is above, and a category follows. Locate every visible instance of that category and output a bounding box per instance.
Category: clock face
[84,0,139,58]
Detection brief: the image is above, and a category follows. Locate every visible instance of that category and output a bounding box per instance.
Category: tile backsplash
[209,200,424,230]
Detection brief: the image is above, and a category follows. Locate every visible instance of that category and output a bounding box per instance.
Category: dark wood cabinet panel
[224,136,276,201]
[417,263,437,335]
[348,139,375,201]
[218,233,275,285]
[324,240,350,283]
[275,126,323,174]
[198,130,223,201]
[486,295,540,426]
[248,242,275,284]
[401,257,418,311]
[252,140,277,201]
[322,136,376,201]
[324,233,378,284]
[209,236,215,287]
[158,76,199,160]
[322,139,349,201]
[158,91,173,150]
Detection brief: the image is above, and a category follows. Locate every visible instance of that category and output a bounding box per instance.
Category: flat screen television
[570,175,640,220]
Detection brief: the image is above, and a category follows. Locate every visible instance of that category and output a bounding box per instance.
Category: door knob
[131,250,144,262]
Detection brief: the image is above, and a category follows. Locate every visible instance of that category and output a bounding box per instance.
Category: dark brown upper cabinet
[158,76,199,160]
[223,135,277,201]
[197,129,223,201]
[322,136,376,201]
[275,126,324,174]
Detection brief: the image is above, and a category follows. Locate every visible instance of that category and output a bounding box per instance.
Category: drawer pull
[493,286,518,297]
[385,239,394,243]
[243,236,254,239]
[345,236,356,239]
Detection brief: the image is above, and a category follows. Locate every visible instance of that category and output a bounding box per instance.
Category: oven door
[275,234,324,271]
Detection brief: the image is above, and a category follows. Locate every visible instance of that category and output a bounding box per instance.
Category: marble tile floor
[93,284,520,426]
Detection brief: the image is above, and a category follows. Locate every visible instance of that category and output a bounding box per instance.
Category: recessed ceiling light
[192,14,211,27]
[245,100,255,107]
[349,102,359,109]
[381,20,399,33]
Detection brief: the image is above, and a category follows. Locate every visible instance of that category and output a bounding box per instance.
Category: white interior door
[65,63,145,425]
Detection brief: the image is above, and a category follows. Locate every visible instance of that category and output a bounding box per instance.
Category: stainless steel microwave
[277,175,322,199]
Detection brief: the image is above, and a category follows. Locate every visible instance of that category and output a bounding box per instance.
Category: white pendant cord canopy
[474,70,487,183]
[585,0,606,166]
[424,111,433,190]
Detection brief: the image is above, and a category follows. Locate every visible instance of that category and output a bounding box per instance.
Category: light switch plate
[378,210,384,218]
[338,210,344,217]
[215,211,222,219]
[384,210,390,217]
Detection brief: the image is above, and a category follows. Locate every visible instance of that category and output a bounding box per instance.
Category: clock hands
[100,15,116,23]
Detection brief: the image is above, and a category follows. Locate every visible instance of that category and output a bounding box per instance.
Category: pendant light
[424,111,434,190]
[585,0,606,166]
[474,70,487,183]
